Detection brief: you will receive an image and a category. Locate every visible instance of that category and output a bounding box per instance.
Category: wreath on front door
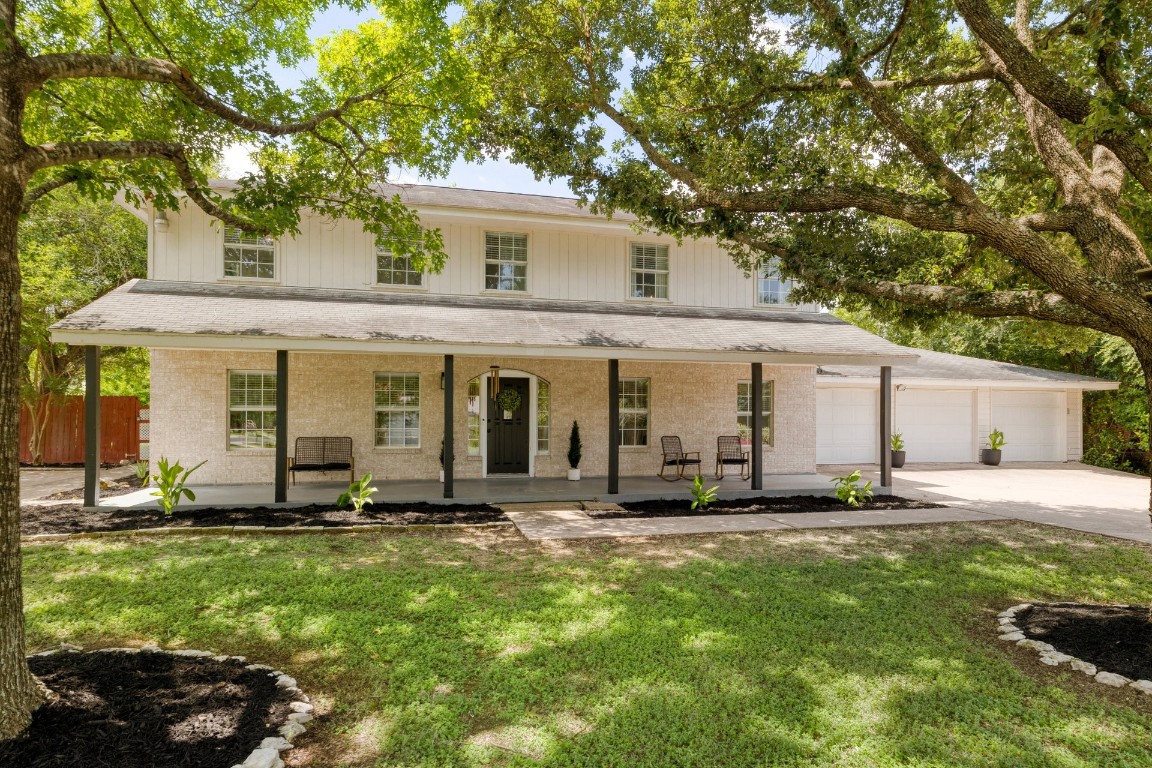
[495,388,522,414]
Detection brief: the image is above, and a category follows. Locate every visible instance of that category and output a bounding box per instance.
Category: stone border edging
[21,520,513,543]
[997,603,1152,695]
[28,643,313,768]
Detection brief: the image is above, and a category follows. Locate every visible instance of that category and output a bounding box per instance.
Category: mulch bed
[42,474,146,500]
[1017,603,1152,682]
[594,494,943,519]
[21,501,507,536]
[0,650,292,768]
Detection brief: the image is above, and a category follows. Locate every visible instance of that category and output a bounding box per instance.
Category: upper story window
[376,231,424,287]
[485,232,528,292]
[757,258,795,306]
[223,227,276,280]
[630,243,669,299]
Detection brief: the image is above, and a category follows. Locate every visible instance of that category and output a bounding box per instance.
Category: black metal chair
[715,436,750,480]
[658,436,702,481]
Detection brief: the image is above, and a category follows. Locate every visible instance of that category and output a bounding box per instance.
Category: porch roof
[52,279,919,366]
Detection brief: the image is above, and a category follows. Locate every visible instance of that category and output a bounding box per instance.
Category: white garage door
[991,390,1065,462]
[894,389,975,462]
[817,388,877,464]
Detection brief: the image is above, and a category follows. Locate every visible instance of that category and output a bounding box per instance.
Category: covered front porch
[52,279,918,509]
[96,471,845,509]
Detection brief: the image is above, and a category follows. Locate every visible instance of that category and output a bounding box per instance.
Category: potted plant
[890,432,906,469]
[438,439,445,483]
[567,420,582,480]
[981,429,1005,466]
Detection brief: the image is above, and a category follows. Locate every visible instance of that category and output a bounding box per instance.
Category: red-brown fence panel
[19,396,141,466]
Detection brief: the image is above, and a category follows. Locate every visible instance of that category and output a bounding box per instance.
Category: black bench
[288,437,355,486]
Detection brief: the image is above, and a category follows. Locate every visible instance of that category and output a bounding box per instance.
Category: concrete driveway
[826,462,1152,544]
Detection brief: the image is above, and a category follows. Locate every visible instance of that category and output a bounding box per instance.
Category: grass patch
[22,522,1152,767]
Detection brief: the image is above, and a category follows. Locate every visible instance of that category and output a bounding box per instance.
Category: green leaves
[689,474,719,510]
[831,469,873,508]
[337,472,378,512]
[149,457,207,515]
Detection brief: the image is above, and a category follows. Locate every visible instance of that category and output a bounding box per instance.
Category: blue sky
[221,4,572,196]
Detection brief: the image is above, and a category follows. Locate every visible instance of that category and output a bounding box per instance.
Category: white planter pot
[567,468,580,481]
[438,470,445,483]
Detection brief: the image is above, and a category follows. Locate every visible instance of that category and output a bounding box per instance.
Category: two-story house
[52,183,1115,504]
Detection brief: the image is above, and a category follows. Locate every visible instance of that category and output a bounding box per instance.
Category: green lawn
[21,522,1152,767]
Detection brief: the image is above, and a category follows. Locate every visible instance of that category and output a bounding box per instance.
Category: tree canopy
[0,0,481,739]
[462,0,1152,361]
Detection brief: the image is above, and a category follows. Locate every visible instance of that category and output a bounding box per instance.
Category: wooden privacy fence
[19,395,141,466]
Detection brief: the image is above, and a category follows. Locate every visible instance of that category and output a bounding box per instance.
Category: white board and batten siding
[150,203,810,312]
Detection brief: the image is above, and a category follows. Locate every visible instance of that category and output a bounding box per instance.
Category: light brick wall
[150,349,817,484]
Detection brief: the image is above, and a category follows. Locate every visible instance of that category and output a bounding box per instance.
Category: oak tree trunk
[0,170,47,741]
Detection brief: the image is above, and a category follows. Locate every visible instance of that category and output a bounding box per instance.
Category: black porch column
[83,346,100,508]
[443,354,454,499]
[880,365,893,489]
[274,350,288,503]
[751,362,763,491]
[608,359,619,494]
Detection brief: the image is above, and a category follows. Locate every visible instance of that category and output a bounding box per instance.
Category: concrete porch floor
[96,472,846,509]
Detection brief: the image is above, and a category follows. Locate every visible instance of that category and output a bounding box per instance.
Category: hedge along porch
[51,280,917,505]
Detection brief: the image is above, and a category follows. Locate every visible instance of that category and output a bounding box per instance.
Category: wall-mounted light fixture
[440,372,445,390]
[154,209,169,233]
[489,366,501,399]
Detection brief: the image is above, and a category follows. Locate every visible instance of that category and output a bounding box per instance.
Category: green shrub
[337,473,378,512]
[831,470,873,508]
[890,433,904,451]
[150,457,206,515]
[567,421,582,469]
[987,429,1006,450]
[690,475,719,510]
[133,460,150,485]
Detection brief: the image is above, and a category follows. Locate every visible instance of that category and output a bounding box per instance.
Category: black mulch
[594,494,943,519]
[1016,603,1152,682]
[21,501,507,536]
[43,474,146,500]
[0,650,293,768]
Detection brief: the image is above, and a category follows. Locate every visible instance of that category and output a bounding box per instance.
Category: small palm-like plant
[831,470,874,508]
[337,473,378,512]
[150,457,206,515]
[690,475,719,511]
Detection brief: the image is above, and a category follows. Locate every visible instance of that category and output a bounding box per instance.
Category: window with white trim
[376,231,424,287]
[737,380,774,446]
[619,378,650,447]
[223,227,276,280]
[537,379,550,454]
[228,371,277,449]
[756,259,795,306]
[630,243,669,299]
[484,232,528,291]
[374,373,420,447]
[467,377,482,455]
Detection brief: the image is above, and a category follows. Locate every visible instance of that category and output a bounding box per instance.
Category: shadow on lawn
[21,523,1152,767]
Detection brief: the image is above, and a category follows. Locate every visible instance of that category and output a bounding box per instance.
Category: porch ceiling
[52,279,919,366]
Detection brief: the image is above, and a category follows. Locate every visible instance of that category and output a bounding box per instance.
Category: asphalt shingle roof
[818,346,1115,385]
[51,280,918,365]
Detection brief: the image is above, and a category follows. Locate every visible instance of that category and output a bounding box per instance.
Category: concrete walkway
[503,503,998,540]
[20,466,134,503]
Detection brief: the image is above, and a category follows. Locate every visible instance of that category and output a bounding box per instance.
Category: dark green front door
[487,377,530,474]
